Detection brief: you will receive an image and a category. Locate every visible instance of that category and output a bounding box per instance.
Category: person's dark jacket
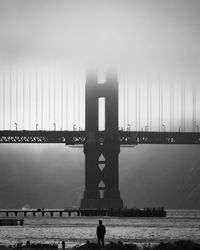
[96,225,106,238]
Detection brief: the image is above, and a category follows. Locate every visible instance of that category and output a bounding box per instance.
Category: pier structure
[0,208,166,217]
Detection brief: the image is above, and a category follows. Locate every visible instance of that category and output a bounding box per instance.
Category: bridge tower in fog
[81,72,123,209]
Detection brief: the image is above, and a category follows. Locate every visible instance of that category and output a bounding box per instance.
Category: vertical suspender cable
[49,71,51,130]
[36,69,38,129]
[147,81,149,130]
[78,76,80,130]
[16,72,18,129]
[135,80,137,131]
[124,77,126,130]
[74,72,76,129]
[138,81,140,131]
[54,70,56,128]
[3,69,5,130]
[184,83,185,132]
[127,77,129,128]
[158,81,161,132]
[150,81,152,131]
[193,82,196,132]
[41,70,43,130]
[29,70,31,130]
[16,70,18,130]
[161,82,163,131]
[10,65,12,130]
[23,70,25,129]
[66,72,68,130]
[61,70,63,130]
[181,82,185,132]
[170,83,174,132]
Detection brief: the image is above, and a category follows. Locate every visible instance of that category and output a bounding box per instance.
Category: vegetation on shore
[1,240,200,250]
[75,240,200,250]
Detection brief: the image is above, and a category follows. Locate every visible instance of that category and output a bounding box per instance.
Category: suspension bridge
[0,65,200,209]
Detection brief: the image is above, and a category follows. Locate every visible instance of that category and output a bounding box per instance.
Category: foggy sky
[0,0,200,78]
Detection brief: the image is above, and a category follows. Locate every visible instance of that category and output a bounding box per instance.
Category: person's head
[99,220,102,225]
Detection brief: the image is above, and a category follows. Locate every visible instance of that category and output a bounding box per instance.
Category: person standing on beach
[96,220,106,247]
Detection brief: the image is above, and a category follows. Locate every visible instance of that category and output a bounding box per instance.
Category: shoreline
[1,240,200,250]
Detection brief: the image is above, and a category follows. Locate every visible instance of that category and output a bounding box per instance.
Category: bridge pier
[81,72,123,209]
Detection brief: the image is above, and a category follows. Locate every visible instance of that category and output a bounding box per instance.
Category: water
[0,210,200,248]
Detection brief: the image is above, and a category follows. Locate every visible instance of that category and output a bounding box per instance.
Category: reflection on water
[0,210,200,248]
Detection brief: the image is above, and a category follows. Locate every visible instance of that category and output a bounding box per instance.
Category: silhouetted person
[96,220,106,247]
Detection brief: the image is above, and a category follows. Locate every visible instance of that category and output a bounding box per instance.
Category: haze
[0,0,200,208]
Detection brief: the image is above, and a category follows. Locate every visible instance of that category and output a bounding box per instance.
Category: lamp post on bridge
[14,123,17,131]
[196,125,199,132]
[36,123,39,131]
[162,124,166,132]
[53,123,56,131]
[145,125,148,131]
[179,126,182,132]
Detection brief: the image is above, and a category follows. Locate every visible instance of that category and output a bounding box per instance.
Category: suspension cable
[181,82,185,132]
[124,76,126,130]
[61,69,63,130]
[78,75,80,130]
[10,65,12,130]
[54,70,56,129]
[193,82,196,132]
[49,70,51,130]
[170,83,174,132]
[127,77,129,128]
[16,69,18,130]
[36,69,38,129]
[136,80,138,130]
[147,81,149,131]
[74,72,76,129]
[138,81,140,131]
[158,81,161,132]
[66,72,68,130]
[41,69,44,130]
[160,81,163,131]
[29,70,31,130]
[23,69,25,129]
[149,81,152,131]
[3,69,5,130]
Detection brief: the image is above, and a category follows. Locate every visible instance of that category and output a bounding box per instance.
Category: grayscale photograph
[0,1,200,249]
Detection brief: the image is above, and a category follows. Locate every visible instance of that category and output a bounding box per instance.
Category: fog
[0,0,200,208]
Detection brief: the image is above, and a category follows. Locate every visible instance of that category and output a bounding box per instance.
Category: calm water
[0,210,200,248]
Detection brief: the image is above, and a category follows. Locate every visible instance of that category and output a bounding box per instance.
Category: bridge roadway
[0,130,200,145]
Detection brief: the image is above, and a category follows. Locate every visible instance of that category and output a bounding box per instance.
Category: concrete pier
[0,208,166,217]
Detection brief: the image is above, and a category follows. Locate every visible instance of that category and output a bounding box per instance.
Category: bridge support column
[80,72,123,209]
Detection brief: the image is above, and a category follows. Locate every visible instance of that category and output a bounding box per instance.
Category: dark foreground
[1,241,200,250]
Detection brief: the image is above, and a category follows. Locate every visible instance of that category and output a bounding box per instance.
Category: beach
[0,210,200,248]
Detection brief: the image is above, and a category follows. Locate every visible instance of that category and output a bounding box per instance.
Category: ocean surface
[0,210,200,248]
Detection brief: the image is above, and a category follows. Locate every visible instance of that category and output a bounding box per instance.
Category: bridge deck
[0,130,200,145]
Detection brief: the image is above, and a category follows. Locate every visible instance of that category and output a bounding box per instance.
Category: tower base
[80,192,123,209]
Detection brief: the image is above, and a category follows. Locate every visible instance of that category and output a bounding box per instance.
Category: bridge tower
[80,72,123,209]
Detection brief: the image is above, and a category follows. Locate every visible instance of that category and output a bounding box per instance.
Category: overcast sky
[0,0,200,78]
